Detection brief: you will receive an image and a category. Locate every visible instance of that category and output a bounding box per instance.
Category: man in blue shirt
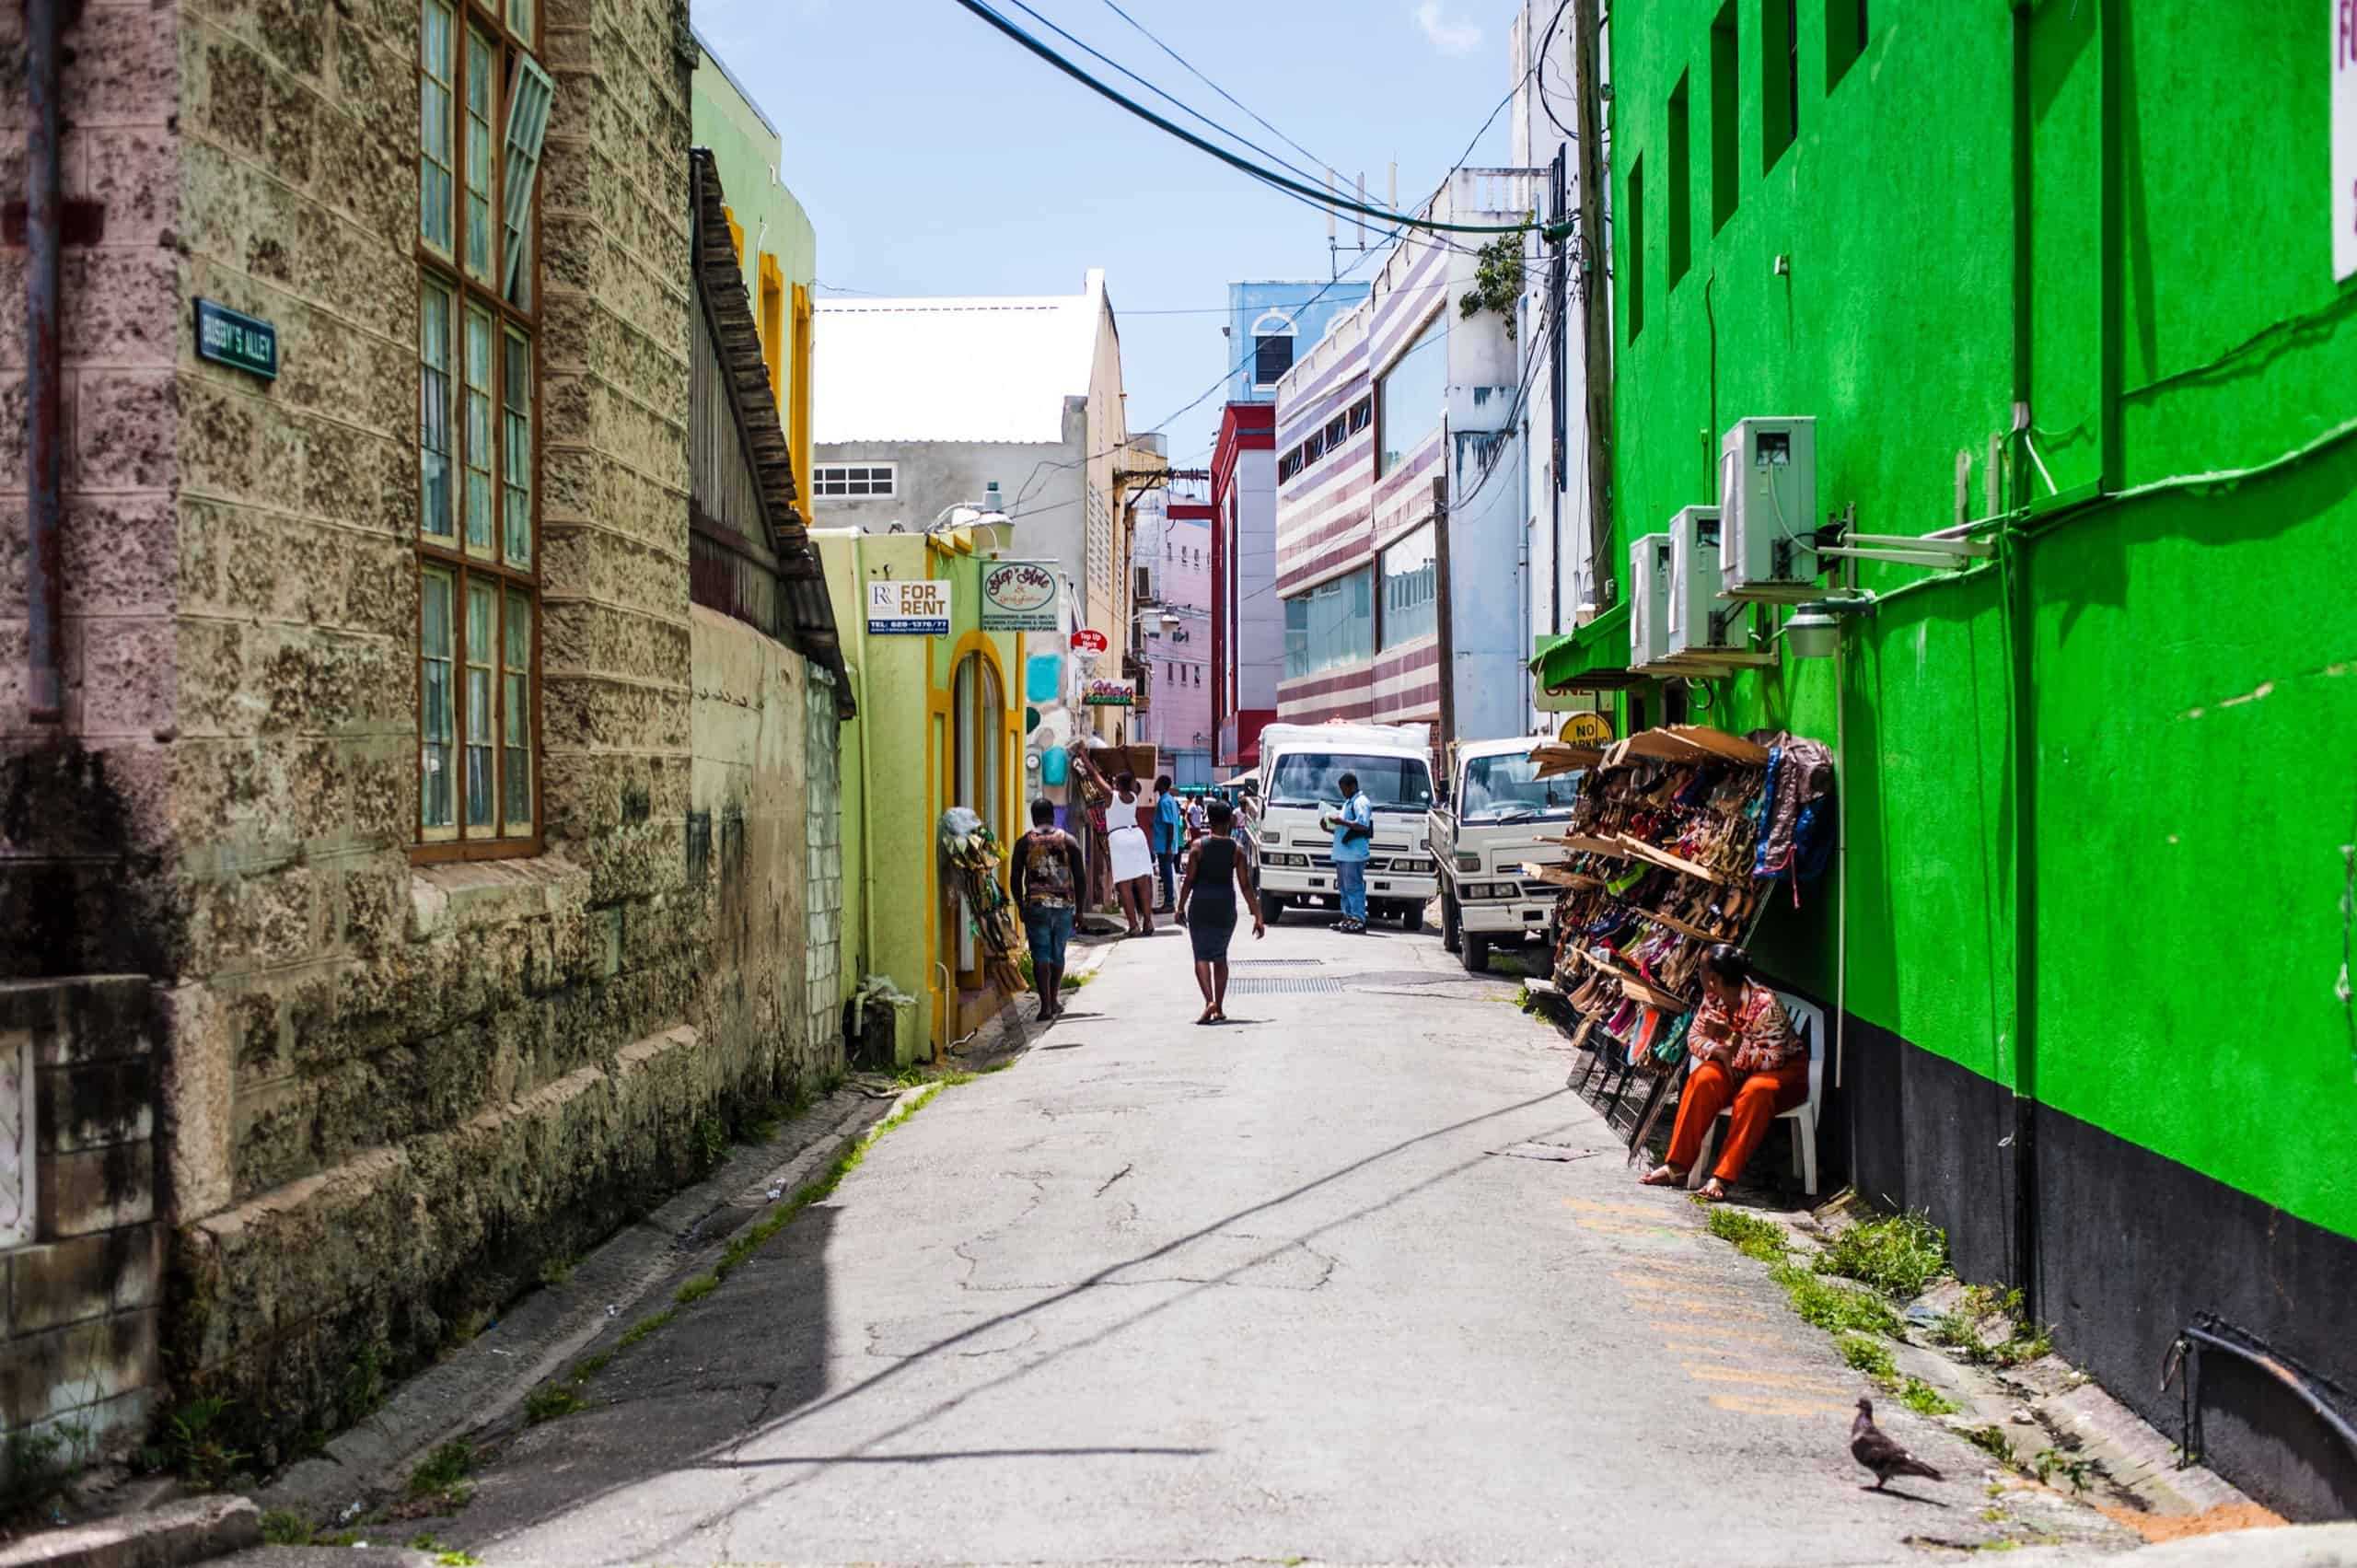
[1151,773,1185,912]
[1329,771,1375,934]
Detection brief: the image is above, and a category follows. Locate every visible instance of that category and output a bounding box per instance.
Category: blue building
[1225,280,1373,404]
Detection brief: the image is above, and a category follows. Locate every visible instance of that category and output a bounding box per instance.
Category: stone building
[0,0,849,1463]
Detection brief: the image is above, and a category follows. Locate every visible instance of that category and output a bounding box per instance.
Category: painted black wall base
[1830,1013,2357,1521]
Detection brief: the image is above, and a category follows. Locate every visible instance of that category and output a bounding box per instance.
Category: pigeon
[1852,1397,1945,1490]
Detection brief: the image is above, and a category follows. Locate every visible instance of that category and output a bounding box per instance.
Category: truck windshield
[1461,753,1576,820]
[1267,753,1434,812]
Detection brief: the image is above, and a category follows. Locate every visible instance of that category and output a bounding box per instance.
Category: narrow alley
[374,918,2121,1567]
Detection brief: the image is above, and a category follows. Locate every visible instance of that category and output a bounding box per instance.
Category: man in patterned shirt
[1641,945,1806,1200]
[1010,798,1085,1022]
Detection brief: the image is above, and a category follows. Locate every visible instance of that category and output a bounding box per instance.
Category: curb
[255,1085,902,1520]
[0,1497,260,1568]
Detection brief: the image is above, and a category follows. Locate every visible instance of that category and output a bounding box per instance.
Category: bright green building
[1572,2,2357,1516]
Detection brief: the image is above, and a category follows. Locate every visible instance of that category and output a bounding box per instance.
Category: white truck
[1251,722,1439,929]
[1428,735,1578,973]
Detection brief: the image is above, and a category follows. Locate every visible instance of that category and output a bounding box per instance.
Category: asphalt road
[414,913,2126,1566]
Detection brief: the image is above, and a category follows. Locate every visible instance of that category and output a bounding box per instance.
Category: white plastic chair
[1685,992,1823,1195]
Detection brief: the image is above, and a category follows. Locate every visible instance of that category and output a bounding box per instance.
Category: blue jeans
[1335,860,1368,923]
[1022,906,1074,968]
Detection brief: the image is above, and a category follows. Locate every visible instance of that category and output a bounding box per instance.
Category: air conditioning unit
[1665,505,1740,660]
[1718,416,1819,601]
[1627,531,1675,671]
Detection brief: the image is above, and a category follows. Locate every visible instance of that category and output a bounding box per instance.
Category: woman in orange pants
[1641,945,1806,1200]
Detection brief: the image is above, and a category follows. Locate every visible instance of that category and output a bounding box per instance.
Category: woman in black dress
[1178,797,1265,1024]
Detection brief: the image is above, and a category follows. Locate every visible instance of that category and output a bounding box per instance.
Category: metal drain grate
[1224,976,1347,994]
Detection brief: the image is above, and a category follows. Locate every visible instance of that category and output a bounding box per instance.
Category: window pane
[421,569,456,830]
[419,0,456,253]
[420,279,456,540]
[1282,566,1375,679]
[464,306,495,553]
[464,29,496,281]
[1379,523,1439,648]
[1376,314,1446,476]
[501,55,554,305]
[1254,333,1294,385]
[465,580,496,830]
[504,591,532,834]
[503,330,532,566]
[508,0,534,46]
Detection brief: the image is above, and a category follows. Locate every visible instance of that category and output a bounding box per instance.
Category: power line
[1096,0,1331,177]
[951,0,1534,237]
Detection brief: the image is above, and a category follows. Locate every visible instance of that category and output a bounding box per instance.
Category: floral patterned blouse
[1690,981,1802,1074]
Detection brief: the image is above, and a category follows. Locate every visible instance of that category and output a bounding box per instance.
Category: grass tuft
[673,1273,718,1307]
[1898,1376,1962,1417]
[1704,1206,1793,1262]
[260,1510,314,1546]
[617,1309,674,1349]
[1838,1332,1897,1383]
[1771,1261,1902,1336]
[523,1383,585,1424]
[1961,1423,2015,1465]
[407,1438,476,1510]
[1817,1211,1947,1298]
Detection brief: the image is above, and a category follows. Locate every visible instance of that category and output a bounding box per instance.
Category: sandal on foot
[1637,1164,1685,1187]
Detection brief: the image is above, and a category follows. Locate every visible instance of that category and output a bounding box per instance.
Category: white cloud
[1414,0,1483,56]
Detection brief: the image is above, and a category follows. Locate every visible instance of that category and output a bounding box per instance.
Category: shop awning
[1529,601,1643,694]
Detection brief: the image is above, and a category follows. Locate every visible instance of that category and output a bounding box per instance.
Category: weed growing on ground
[1817,1212,1947,1298]
[1771,1262,1902,1336]
[1839,1333,1898,1383]
[1961,1424,2015,1466]
[537,1254,575,1287]
[2029,1446,2094,1492]
[1935,1303,2054,1367]
[261,1510,315,1546]
[3,1425,85,1517]
[1961,1284,2025,1320]
[436,1553,483,1567]
[165,1397,248,1490]
[1990,1322,2054,1367]
[693,1115,729,1172]
[617,1310,674,1349]
[1899,1376,1962,1417]
[674,1273,719,1306]
[1704,1207,1792,1262]
[343,1342,388,1422]
[408,1439,476,1510]
[572,1353,610,1381]
[524,1383,586,1424]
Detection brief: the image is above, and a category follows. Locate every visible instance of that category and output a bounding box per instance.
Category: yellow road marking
[1710,1392,1857,1416]
[1646,1322,1790,1346]
[1563,1197,1672,1219]
[1681,1362,1848,1393]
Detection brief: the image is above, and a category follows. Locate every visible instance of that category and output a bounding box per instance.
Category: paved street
[431,915,2096,1566]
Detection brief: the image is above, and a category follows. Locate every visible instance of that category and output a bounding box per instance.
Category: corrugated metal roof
[813,273,1104,446]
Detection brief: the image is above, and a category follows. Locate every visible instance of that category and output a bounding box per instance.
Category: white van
[1253,722,1439,928]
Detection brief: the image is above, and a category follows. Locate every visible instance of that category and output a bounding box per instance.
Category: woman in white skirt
[1108,772,1157,936]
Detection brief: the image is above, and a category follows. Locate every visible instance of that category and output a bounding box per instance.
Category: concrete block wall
[0,979,164,1459]
[803,669,843,1061]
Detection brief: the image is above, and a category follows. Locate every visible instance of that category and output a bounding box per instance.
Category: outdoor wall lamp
[1782,595,1875,659]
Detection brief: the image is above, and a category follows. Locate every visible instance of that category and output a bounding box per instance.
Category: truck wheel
[1441,893,1461,953]
[1401,900,1425,933]
[1461,931,1491,975]
[1261,893,1287,924]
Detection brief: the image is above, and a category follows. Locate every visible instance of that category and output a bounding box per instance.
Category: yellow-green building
[691,34,817,494]
[814,529,1029,1060]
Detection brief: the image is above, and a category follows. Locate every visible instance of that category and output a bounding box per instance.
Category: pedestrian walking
[1151,772,1184,913]
[1108,772,1157,936]
[1178,797,1263,1024]
[1327,770,1375,933]
[1009,797,1085,1022]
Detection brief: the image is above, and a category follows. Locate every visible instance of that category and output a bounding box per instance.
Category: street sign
[193,299,277,379]
[867,579,950,635]
[1561,712,1614,743]
[981,560,1059,632]
[1070,628,1109,655]
[1082,679,1134,707]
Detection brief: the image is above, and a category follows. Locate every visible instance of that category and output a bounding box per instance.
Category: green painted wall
[692,47,817,433]
[1609,4,2357,1243]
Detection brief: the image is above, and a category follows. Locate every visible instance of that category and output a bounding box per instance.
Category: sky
[691,0,1529,469]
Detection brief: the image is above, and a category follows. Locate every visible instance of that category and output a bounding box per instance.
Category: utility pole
[1572,0,1616,614]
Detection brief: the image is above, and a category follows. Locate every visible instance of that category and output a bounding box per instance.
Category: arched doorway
[949,648,1004,990]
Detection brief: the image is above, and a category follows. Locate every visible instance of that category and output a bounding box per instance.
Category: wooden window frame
[415,0,545,864]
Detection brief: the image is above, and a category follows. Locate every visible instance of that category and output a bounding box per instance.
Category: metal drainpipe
[26,0,67,725]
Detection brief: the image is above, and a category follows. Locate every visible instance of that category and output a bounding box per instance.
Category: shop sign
[1082,679,1134,707]
[867,578,950,634]
[1561,711,1614,744]
[1070,628,1109,655]
[981,560,1060,632]
[194,299,278,380]
[2339,1,2357,280]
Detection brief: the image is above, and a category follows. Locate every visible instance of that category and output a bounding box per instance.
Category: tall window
[1250,309,1297,389]
[1283,567,1374,679]
[1626,156,1645,342]
[1712,0,1740,231]
[1762,0,1798,171]
[418,0,550,854]
[1376,315,1446,476]
[1378,524,1438,648]
[1666,73,1692,286]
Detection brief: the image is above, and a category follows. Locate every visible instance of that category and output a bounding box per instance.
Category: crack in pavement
[1095,1163,1134,1196]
